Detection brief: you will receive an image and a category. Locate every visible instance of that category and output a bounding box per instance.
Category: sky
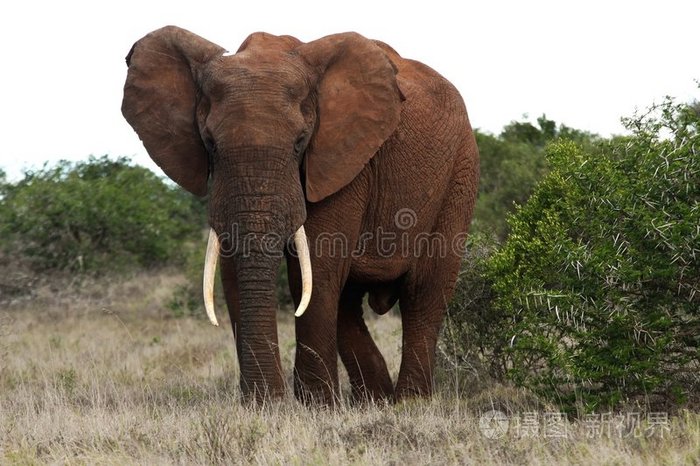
[0,0,698,181]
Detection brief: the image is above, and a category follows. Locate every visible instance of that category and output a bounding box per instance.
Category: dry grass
[1,271,698,465]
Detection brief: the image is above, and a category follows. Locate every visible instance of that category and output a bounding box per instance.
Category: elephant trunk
[202,145,309,400]
[234,247,285,400]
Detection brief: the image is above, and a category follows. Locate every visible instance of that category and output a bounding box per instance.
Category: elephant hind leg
[395,140,477,400]
[394,286,447,400]
[337,285,394,403]
[395,202,473,400]
[395,253,464,400]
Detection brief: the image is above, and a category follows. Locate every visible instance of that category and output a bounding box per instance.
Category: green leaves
[0,156,205,273]
[473,115,599,240]
[447,96,700,413]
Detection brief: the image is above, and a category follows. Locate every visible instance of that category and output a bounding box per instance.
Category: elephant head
[122,26,403,399]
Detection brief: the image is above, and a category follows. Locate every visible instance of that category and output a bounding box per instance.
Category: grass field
[1,271,698,464]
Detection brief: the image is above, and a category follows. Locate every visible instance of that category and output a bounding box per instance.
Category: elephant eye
[294,132,308,155]
[204,135,217,155]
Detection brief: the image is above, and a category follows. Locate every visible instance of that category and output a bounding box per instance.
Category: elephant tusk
[203,228,220,326]
[294,225,313,317]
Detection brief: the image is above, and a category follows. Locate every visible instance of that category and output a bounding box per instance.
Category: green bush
[473,115,599,240]
[472,131,547,240]
[438,232,500,395]
[0,156,205,273]
[447,97,699,413]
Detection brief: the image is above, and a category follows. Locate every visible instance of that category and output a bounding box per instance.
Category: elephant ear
[121,26,225,196]
[297,33,404,202]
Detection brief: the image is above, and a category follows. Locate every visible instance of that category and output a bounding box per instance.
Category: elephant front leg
[293,292,341,405]
[287,254,341,405]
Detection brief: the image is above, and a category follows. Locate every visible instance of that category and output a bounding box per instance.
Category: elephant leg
[294,288,341,405]
[395,146,477,399]
[394,286,446,399]
[337,285,394,403]
[286,254,341,406]
[396,255,464,399]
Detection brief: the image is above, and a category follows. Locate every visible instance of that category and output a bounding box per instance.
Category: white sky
[0,0,698,180]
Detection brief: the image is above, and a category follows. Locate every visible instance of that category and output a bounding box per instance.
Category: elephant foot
[394,378,434,402]
[346,361,395,404]
[293,377,340,407]
[239,381,287,405]
[349,383,395,406]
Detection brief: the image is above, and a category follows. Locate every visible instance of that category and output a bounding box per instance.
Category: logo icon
[394,208,417,230]
[479,410,509,439]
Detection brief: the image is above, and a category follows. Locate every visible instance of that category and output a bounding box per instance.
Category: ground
[1,271,698,464]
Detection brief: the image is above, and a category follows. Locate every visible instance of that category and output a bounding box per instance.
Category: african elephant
[121,26,479,404]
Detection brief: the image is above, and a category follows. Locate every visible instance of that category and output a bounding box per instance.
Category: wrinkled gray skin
[122,25,479,404]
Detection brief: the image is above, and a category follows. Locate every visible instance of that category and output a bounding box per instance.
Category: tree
[473,115,598,240]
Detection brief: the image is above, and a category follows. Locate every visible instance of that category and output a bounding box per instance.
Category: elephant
[121,25,479,405]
